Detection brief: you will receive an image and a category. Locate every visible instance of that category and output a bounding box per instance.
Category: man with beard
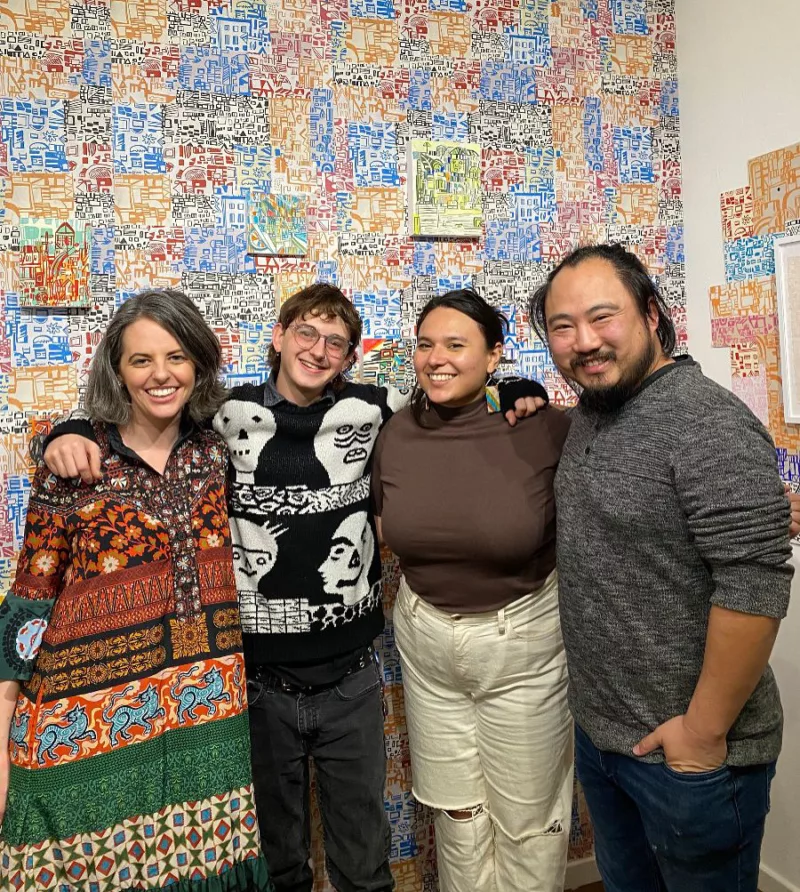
[528,243,794,892]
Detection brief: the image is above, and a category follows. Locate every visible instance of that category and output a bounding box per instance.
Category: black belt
[250,645,376,695]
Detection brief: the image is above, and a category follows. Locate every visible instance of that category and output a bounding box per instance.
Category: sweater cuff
[709,563,792,619]
[42,417,97,452]
[496,376,550,414]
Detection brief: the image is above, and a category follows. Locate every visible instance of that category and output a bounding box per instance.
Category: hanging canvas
[773,233,800,422]
[247,194,309,256]
[408,140,483,237]
[17,220,92,308]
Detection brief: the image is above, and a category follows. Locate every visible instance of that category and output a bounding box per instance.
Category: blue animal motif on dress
[9,711,30,755]
[171,666,231,724]
[102,684,166,747]
[36,705,97,765]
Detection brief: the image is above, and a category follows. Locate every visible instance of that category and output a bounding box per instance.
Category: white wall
[675,1,800,887]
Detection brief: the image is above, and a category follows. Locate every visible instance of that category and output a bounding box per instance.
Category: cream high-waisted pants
[393,571,573,892]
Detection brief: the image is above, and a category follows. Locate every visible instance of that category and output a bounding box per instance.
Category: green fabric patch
[131,855,273,892]
[0,593,56,681]
[4,712,252,845]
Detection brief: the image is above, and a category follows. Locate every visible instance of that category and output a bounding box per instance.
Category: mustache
[571,351,616,371]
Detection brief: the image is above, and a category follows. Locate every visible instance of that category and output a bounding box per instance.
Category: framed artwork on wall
[774,233,800,422]
[247,194,308,256]
[17,220,92,308]
[407,139,483,237]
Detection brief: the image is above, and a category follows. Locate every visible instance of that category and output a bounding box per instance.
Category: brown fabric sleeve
[542,405,572,455]
[370,426,387,516]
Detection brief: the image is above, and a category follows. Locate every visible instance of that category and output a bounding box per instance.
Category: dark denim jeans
[247,661,394,892]
[575,725,775,892]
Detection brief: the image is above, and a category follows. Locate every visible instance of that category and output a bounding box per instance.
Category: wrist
[684,706,728,743]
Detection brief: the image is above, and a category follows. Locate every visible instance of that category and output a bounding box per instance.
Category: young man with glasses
[42,282,546,892]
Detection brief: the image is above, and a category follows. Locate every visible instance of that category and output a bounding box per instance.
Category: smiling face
[117,318,196,430]
[413,306,502,408]
[545,257,670,410]
[271,312,355,406]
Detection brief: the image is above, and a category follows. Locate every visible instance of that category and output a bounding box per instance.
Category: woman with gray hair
[0,289,271,892]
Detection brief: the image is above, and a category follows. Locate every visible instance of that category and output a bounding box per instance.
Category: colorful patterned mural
[709,141,800,489]
[0,0,685,887]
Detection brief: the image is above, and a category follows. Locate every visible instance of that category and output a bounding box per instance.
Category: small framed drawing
[247,194,308,256]
[407,139,483,237]
[774,233,800,422]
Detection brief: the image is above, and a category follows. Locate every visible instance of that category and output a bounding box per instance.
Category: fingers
[75,447,100,484]
[63,454,81,480]
[632,731,660,757]
[517,396,545,416]
[44,440,103,484]
[504,409,519,427]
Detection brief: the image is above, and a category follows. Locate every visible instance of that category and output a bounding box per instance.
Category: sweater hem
[575,719,782,768]
[242,611,385,666]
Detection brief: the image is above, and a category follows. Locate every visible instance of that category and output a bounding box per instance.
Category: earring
[485,372,500,414]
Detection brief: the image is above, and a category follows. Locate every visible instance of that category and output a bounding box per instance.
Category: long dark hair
[410,288,507,426]
[528,243,677,356]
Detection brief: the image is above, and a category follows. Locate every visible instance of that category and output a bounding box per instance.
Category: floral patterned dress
[0,422,271,892]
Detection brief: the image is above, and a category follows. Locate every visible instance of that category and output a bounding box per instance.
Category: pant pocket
[333,660,381,701]
[246,678,266,708]
[647,762,741,862]
[660,761,728,781]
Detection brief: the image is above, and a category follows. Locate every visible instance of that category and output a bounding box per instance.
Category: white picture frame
[773,233,800,423]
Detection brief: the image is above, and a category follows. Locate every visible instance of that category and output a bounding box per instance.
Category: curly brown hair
[268,283,362,375]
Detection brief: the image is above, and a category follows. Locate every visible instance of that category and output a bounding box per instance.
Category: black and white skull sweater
[214,380,406,665]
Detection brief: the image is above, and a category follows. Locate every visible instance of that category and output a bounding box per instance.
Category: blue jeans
[575,724,775,892]
[246,661,393,892]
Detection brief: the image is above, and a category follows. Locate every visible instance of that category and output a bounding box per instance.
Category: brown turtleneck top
[371,398,571,613]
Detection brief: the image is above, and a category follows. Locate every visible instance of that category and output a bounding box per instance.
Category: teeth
[148,388,177,396]
[428,374,455,381]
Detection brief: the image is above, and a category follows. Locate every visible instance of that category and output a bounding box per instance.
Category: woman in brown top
[372,289,573,892]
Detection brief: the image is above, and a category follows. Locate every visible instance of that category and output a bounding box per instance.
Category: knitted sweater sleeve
[672,408,793,618]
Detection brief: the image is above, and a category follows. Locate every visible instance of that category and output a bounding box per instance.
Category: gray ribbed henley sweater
[555,357,793,766]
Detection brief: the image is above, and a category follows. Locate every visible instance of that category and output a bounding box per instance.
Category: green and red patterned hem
[0,783,270,892]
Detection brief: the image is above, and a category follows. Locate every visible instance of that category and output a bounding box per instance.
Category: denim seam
[765,764,772,814]
[245,678,265,708]
[730,769,744,892]
[315,763,335,885]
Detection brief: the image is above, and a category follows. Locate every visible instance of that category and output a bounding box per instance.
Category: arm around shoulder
[43,419,102,483]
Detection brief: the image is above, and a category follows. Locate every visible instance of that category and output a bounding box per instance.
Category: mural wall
[709,141,800,488]
[0,0,685,887]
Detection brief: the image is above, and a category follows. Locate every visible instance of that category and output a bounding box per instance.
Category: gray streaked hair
[85,288,228,425]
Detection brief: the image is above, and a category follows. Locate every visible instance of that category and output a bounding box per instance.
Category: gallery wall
[675,1,800,889]
[0,0,685,887]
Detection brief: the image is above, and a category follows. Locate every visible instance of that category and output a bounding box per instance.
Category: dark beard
[575,338,657,414]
